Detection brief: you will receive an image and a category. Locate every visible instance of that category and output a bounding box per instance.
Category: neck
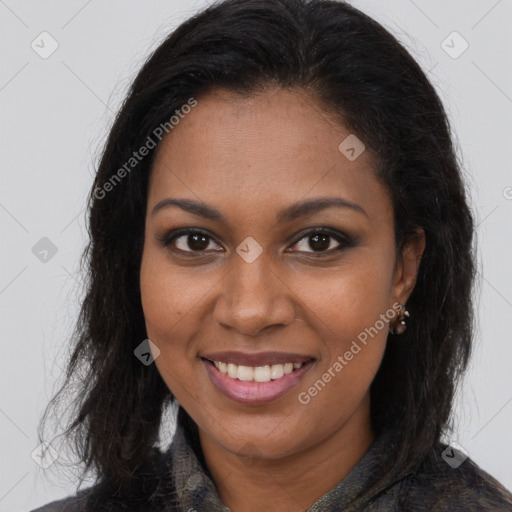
[198,398,375,512]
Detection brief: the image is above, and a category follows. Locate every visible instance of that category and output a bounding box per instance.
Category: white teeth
[237,365,254,381]
[283,363,293,374]
[270,364,284,380]
[212,360,306,382]
[227,363,238,379]
[254,365,271,382]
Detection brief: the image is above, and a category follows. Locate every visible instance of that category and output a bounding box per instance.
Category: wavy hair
[39,0,475,498]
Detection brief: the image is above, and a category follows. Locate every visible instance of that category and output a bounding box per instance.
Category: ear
[390,227,426,307]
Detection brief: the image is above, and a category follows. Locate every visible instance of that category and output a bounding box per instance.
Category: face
[140,88,423,461]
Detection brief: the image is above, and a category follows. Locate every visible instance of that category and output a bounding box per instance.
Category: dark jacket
[31,424,512,511]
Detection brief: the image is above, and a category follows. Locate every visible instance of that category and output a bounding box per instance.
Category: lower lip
[203,359,314,405]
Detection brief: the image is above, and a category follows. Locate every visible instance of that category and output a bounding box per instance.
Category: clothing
[31,424,512,511]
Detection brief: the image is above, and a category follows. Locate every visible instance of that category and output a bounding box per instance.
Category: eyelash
[159,227,353,257]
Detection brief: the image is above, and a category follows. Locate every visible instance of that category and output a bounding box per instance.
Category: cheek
[139,244,220,395]
[291,250,394,397]
[139,246,206,336]
[140,256,174,334]
[139,249,194,385]
[139,249,201,400]
[291,250,395,339]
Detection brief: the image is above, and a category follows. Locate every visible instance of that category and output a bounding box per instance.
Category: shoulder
[30,488,90,512]
[30,448,179,512]
[396,442,512,511]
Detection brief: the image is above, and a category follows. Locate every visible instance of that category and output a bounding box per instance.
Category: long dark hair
[39,0,475,499]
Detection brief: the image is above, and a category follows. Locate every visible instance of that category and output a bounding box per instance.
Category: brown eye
[307,233,332,252]
[289,228,350,254]
[162,229,223,253]
[183,233,209,251]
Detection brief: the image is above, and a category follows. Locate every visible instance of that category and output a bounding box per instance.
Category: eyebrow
[151,196,368,222]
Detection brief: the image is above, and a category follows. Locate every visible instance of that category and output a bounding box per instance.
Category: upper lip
[201,351,314,367]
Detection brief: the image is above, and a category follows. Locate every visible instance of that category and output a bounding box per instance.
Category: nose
[212,252,297,337]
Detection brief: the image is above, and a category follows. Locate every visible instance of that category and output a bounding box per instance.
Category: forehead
[148,88,390,222]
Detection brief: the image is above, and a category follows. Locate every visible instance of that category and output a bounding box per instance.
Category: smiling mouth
[202,358,315,383]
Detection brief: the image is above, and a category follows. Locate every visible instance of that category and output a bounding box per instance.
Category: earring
[390,304,410,335]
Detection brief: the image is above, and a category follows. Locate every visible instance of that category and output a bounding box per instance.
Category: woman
[33,0,512,510]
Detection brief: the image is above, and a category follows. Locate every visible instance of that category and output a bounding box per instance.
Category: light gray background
[0,1,511,510]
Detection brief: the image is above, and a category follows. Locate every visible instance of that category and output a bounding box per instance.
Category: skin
[140,88,425,512]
